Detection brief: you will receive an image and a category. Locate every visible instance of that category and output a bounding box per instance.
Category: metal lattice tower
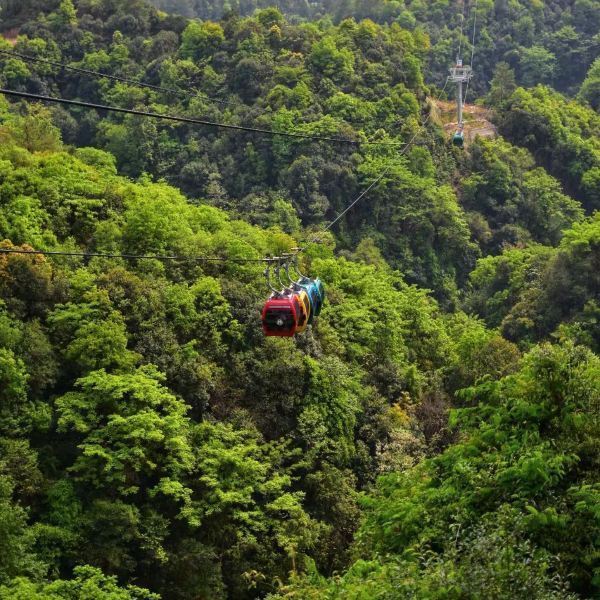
[449,59,473,128]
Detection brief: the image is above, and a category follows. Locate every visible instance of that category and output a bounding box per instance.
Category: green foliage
[0,566,159,599]
[519,46,556,87]
[466,212,600,351]
[48,0,77,29]
[283,342,600,597]
[462,138,584,250]
[56,367,193,495]
[180,20,225,60]
[349,152,478,305]
[0,124,481,597]
[0,2,599,598]
[4,105,62,153]
[499,86,600,210]
[0,474,45,585]
[308,37,355,82]
[579,57,600,111]
[145,0,598,99]
[487,61,517,108]
[0,6,441,291]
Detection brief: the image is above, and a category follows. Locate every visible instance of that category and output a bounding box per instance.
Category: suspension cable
[0,88,363,145]
[0,88,408,147]
[298,77,451,249]
[463,0,479,105]
[0,247,279,264]
[0,48,430,135]
[457,0,468,60]
[0,48,231,106]
[0,61,453,264]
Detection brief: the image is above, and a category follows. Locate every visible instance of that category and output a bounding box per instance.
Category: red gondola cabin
[262,294,301,337]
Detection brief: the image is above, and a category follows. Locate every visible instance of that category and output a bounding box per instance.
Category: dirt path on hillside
[1,29,19,46]
[432,99,497,144]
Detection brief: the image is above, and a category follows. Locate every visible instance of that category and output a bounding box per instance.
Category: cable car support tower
[449,58,472,147]
[449,0,477,148]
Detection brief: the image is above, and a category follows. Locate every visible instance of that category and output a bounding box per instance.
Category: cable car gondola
[294,289,311,333]
[275,261,310,333]
[262,294,300,337]
[452,131,465,147]
[261,257,325,337]
[262,263,300,337]
[285,259,322,323]
[313,278,325,316]
[303,280,321,323]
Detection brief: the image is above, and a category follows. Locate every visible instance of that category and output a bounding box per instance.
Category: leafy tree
[55,366,193,497]
[308,37,355,82]
[466,212,600,351]
[48,0,77,29]
[6,105,62,153]
[579,57,600,111]
[519,46,556,87]
[462,138,583,249]
[180,20,225,60]
[499,86,600,210]
[0,476,42,584]
[487,61,517,107]
[0,566,159,599]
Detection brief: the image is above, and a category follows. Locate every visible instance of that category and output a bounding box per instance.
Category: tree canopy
[0,0,599,598]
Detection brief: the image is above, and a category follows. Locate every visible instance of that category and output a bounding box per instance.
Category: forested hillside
[0,0,599,598]
[147,0,600,95]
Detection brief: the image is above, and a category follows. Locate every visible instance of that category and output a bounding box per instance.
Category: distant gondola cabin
[452,131,465,147]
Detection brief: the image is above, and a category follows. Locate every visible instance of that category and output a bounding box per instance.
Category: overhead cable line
[0,48,231,106]
[457,0,468,60]
[0,49,427,137]
[0,88,403,147]
[299,78,451,248]
[469,0,478,68]
[309,163,396,241]
[304,133,419,244]
[463,0,479,105]
[0,247,278,264]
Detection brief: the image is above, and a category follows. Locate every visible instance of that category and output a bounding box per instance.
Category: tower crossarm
[449,65,473,83]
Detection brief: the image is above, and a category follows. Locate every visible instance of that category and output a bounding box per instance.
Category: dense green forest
[146,0,600,95]
[0,0,599,598]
